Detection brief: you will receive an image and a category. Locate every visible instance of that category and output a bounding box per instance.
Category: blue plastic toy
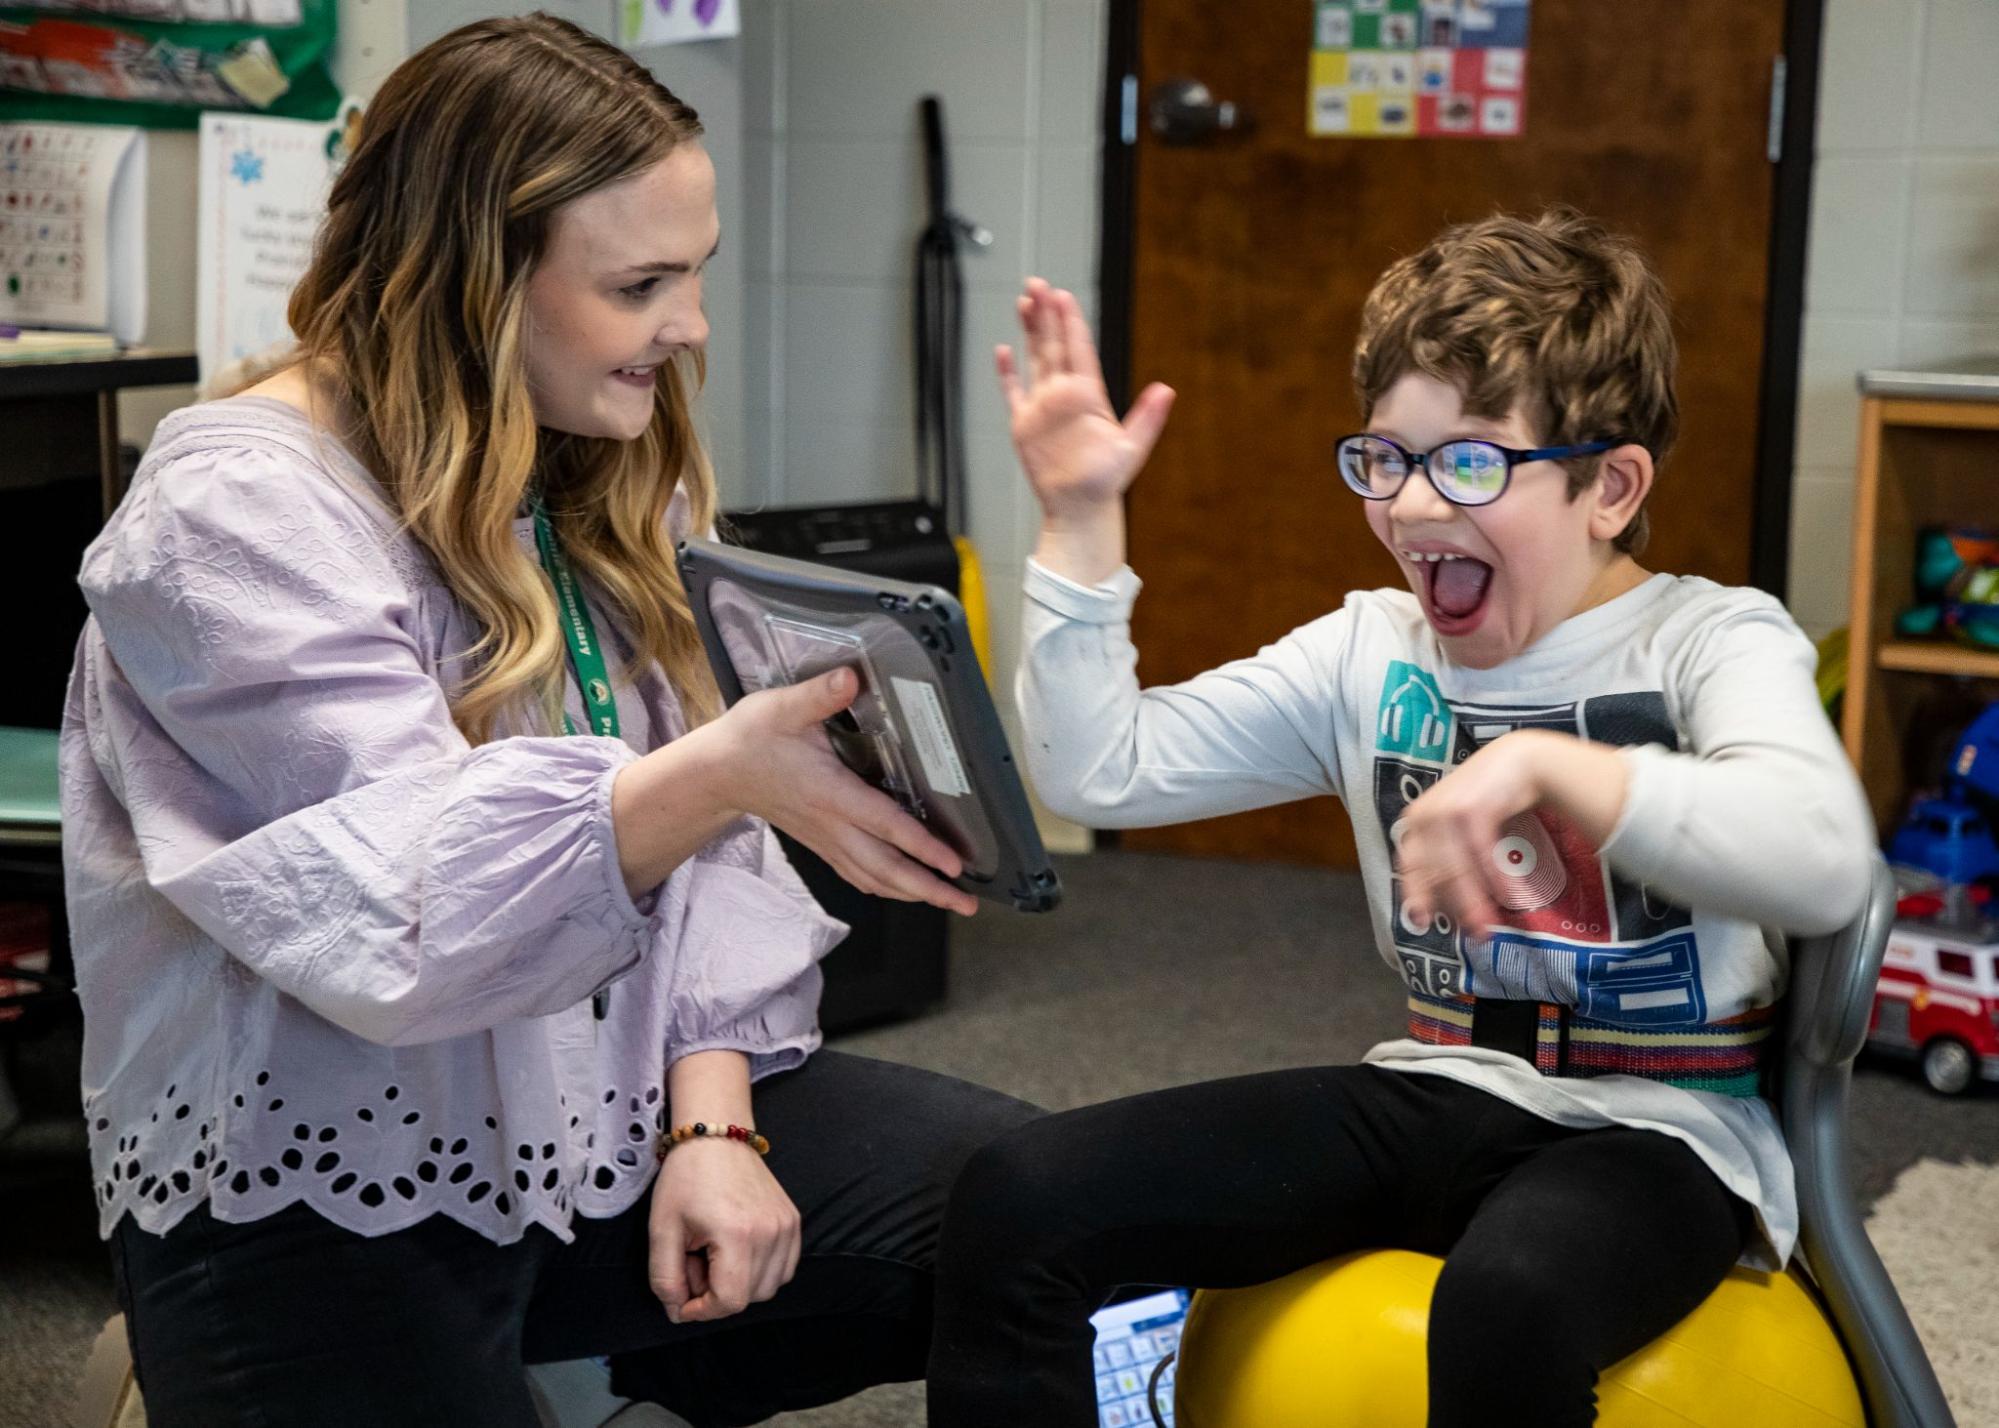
[1887,702,1999,887]
[1887,795,1999,886]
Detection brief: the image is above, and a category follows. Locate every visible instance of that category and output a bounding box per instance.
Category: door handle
[1147,78,1252,146]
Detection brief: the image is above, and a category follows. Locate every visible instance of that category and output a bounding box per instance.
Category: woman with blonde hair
[64,14,1035,1424]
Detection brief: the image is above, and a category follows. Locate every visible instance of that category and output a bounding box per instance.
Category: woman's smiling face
[522,142,719,442]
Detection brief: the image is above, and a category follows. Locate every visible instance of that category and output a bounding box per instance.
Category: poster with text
[1309,0,1528,139]
[195,107,342,382]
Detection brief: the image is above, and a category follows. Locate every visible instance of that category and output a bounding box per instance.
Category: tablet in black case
[677,538,1062,914]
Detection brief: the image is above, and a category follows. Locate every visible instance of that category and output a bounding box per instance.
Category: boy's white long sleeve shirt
[1018,560,1875,1268]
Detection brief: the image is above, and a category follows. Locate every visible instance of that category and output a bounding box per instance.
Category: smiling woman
[61,13,1037,1427]
[523,148,720,445]
[278,19,723,746]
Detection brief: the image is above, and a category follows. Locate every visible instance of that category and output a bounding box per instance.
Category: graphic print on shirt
[1373,665,1707,1026]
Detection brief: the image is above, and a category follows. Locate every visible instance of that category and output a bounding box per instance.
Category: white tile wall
[1790,468,1860,636]
[1794,316,1899,469]
[783,138,1031,286]
[742,0,1106,850]
[1813,0,1920,153]
[781,281,914,423]
[779,411,910,506]
[1916,0,1999,149]
[1803,157,1914,317]
[1897,319,1999,367]
[1787,0,1999,639]
[1040,2,1109,141]
[1034,144,1102,296]
[739,0,783,140]
[1904,156,1999,319]
[783,3,1035,142]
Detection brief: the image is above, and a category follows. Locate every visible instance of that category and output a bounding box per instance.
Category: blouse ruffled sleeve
[657,824,845,1080]
[77,440,662,1047]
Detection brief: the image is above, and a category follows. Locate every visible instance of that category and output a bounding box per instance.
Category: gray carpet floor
[4,850,1995,1428]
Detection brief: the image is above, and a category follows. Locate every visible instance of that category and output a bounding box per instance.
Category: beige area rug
[1863,1156,1999,1426]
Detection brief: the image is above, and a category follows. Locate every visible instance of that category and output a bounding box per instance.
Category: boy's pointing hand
[1392,729,1631,944]
[1393,730,1558,942]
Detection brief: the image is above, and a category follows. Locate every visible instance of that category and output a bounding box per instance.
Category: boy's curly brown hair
[1353,207,1678,554]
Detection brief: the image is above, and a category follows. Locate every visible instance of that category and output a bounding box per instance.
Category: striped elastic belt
[1405,991,1775,1099]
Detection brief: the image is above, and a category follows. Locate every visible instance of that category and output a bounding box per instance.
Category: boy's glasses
[1334,434,1617,508]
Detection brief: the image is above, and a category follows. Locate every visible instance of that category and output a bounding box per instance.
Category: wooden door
[1123,0,1788,867]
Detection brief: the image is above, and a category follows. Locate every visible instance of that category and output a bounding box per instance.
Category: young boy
[923,209,1875,1427]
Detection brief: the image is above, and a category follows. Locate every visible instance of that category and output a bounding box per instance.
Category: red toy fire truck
[1869,919,1999,1095]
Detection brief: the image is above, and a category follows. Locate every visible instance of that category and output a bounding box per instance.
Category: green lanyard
[529,496,620,741]
[529,495,620,1021]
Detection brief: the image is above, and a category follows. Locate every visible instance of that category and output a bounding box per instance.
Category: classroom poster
[1309,0,1530,139]
[0,122,147,340]
[195,105,349,381]
[617,0,740,49]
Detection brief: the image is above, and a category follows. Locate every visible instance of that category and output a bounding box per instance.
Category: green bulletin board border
[0,0,339,130]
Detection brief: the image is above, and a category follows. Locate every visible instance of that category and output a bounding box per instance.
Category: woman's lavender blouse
[61,397,844,1245]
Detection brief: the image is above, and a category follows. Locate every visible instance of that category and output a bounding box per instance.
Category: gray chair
[1783,854,1956,1428]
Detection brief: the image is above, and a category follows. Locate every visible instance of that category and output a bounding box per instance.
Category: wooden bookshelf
[1874,641,1999,678]
[1842,361,1999,830]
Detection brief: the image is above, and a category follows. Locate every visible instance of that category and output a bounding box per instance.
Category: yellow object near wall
[1174,1250,1867,1428]
[953,534,993,679]
[1815,627,1849,718]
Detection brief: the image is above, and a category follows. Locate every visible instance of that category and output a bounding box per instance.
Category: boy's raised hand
[998,278,1174,526]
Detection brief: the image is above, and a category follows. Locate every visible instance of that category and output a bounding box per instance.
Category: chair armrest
[1788,858,1897,1069]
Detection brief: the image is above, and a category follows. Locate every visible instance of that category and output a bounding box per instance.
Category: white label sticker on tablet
[892,676,970,799]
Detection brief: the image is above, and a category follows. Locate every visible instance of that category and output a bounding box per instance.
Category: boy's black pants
[927,1063,1753,1428]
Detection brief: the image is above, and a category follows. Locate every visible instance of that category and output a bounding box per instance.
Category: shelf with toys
[1843,362,1999,825]
[1843,357,1999,1094]
[1874,640,1999,679]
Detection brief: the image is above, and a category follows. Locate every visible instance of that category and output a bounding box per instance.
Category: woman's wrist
[609,726,745,898]
[667,1048,756,1128]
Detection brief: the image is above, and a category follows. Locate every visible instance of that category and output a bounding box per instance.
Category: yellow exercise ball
[1173,1250,1866,1428]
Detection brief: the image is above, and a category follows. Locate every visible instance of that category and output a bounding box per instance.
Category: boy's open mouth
[1419,553,1494,631]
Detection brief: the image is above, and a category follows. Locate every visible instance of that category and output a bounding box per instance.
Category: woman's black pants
[114,1051,1040,1427]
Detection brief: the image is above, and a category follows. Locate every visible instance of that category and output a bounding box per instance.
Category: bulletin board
[1308,0,1530,139]
[0,1,340,129]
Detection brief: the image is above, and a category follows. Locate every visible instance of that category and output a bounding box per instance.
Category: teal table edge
[0,726,61,830]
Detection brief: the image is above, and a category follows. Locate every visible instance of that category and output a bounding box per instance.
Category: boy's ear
[1587,443,1654,544]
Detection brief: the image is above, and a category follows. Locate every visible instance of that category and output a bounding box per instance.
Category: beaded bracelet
[655,1122,772,1163]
